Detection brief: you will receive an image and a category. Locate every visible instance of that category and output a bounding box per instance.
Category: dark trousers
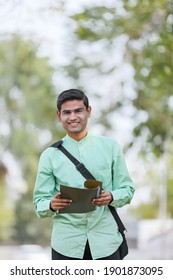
[52,240,120,260]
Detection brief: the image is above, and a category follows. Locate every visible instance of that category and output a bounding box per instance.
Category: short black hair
[57,89,89,111]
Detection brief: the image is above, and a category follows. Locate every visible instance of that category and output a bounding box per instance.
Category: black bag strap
[51,140,96,180]
[51,140,126,233]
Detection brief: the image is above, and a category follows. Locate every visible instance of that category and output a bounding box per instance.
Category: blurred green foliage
[0,0,172,246]
[64,0,173,219]
[0,35,64,245]
[69,0,173,156]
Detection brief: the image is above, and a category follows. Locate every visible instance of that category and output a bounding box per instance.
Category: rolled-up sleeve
[110,144,135,208]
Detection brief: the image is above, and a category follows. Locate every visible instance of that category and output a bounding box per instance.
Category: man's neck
[67,131,88,141]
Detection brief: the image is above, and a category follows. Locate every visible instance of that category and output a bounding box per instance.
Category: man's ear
[57,110,61,120]
[87,106,92,118]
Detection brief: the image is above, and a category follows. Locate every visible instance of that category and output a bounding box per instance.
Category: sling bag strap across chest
[51,140,126,234]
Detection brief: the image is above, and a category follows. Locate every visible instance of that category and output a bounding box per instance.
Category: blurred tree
[66,0,173,155]
[0,35,64,244]
[61,0,173,217]
[0,163,14,242]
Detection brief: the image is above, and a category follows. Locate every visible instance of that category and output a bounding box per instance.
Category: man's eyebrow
[61,109,70,113]
[62,107,83,113]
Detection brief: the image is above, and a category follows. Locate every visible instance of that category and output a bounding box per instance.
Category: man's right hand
[50,193,72,211]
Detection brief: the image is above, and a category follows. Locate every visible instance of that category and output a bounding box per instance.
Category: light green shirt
[33,132,135,259]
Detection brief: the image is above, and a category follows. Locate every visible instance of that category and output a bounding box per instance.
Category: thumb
[54,193,61,199]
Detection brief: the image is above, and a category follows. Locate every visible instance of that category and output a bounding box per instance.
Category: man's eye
[75,109,83,113]
[62,111,70,115]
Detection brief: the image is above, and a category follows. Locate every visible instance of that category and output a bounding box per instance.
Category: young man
[33,89,135,260]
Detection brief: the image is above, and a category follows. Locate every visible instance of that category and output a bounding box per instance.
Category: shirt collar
[64,131,92,144]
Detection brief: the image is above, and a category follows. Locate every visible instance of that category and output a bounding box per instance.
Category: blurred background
[0,0,172,260]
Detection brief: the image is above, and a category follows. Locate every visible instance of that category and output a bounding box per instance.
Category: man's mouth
[68,122,79,127]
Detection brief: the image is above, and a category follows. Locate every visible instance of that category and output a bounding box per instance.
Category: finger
[53,193,72,202]
[100,192,112,201]
[92,196,111,206]
[100,191,110,198]
[94,195,109,202]
[54,193,61,199]
[51,200,72,210]
[58,198,72,203]
[52,198,72,206]
[51,195,72,210]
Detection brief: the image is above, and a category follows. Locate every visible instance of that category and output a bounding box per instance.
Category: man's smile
[68,122,80,127]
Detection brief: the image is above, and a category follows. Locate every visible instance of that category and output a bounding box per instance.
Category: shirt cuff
[36,200,56,218]
[110,189,133,208]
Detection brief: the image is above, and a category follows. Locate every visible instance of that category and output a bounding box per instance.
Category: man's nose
[69,111,77,119]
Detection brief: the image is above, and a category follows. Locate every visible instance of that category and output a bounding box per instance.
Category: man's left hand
[92,190,113,206]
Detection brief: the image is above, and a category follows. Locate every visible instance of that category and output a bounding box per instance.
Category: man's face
[57,99,91,140]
